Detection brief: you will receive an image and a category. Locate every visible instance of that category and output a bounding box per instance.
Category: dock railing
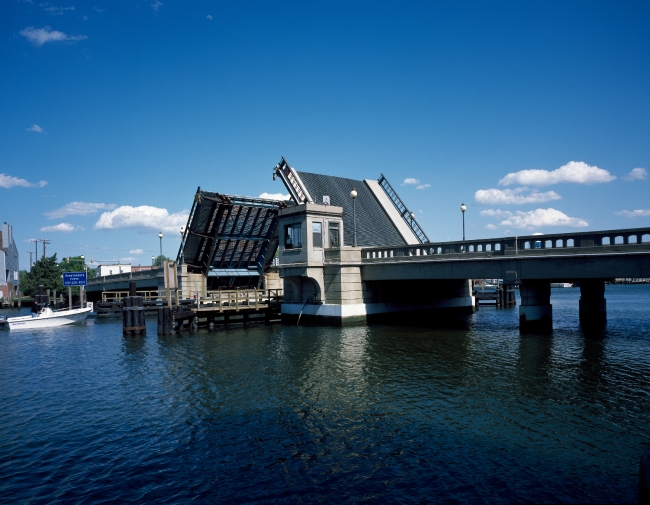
[101,290,165,303]
[196,289,282,312]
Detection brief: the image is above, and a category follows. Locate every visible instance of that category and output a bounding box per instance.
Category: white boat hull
[8,306,92,330]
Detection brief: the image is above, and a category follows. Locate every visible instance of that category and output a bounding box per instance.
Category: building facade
[0,222,20,299]
[97,263,131,276]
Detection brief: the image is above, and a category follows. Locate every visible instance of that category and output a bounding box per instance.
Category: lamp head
[410,212,415,219]
[460,203,467,213]
[180,226,185,235]
[158,232,163,239]
[350,188,358,199]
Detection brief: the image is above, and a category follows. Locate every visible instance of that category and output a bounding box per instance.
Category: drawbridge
[178,189,287,289]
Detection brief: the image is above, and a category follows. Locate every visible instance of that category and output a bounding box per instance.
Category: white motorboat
[7,305,92,330]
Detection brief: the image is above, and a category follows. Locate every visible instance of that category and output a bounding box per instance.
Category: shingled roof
[296,171,407,247]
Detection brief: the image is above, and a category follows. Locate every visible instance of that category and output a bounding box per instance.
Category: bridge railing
[361,227,650,261]
[87,268,164,288]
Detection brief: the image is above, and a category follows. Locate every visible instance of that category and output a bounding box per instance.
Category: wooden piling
[122,281,146,336]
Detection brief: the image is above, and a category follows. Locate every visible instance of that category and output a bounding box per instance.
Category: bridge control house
[273,158,475,325]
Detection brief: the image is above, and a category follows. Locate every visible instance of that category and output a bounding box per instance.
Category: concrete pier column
[579,280,606,327]
[519,281,552,332]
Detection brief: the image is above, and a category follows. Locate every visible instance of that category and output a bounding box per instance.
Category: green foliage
[19,254,64,297]
[60,255,86,273]
[19,255,95,297]
[153,254,172,267]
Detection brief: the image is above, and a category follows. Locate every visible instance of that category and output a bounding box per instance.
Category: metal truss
[178,188,286,288]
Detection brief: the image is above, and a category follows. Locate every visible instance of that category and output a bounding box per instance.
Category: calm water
[1,284,649,504]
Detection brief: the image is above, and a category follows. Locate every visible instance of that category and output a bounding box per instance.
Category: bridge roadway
[359,227,650,331]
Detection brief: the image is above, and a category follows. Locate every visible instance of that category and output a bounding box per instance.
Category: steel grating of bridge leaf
[178,188,287,288]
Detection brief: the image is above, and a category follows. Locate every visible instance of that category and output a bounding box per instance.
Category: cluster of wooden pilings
[122,282,146,336]
[157,307,196,335]
[34,285,49,308]
[473,285,517,308]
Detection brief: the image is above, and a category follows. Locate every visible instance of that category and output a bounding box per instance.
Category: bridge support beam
[519,281,552,333]
[579,280,606,328]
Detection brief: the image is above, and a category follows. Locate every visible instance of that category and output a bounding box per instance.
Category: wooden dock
[112,288,283,334]
[473,285,517,308]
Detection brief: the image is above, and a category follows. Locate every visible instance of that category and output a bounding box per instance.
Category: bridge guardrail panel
[360,227,650,264]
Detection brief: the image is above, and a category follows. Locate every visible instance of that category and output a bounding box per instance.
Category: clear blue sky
[2,0,649,268]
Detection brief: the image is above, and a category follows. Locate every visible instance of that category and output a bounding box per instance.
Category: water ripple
[0,285,649,503]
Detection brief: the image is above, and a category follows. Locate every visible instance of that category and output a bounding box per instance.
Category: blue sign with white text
[63,272,87,286]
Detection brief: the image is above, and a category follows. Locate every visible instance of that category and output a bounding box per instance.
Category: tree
[19,254,64,297]
[153,254,172,267]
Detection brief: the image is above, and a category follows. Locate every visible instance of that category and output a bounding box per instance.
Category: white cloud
[402,178,420,186]
[499,161,616,187]
[495,208,588,229]
[20,26,87,46]
[40,222,82,233]
[43,5,75,15]
[129,249,144,254]
[207,14,212,20]
[27,124,44,133]
[45,201,117,219]
[622,168,647,182]
[485,224,497,230]
[475,187,561,205]
[480,209,513,218]
[416,184,431,190]
[259,192,290,201]
[150,1,163,12]
[616,209,650,218]
[0,173,47,188]
[94,206,189,233]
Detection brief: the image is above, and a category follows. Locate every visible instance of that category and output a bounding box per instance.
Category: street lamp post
[460,203,467,243]
[158,232,163,267]
[152,256,155,267]
[180,227,185,264]
[350,188,358,247]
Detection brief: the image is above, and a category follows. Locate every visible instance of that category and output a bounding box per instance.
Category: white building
[0,222,19,299]
[97,263,132,276]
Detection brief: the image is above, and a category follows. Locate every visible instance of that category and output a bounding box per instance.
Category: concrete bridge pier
[579,280,606,327]
[519,281,552,333]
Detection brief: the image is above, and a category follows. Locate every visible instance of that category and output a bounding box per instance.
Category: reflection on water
[0,285,649,503]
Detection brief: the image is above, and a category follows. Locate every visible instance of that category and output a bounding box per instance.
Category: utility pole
[28,252,34,270]
[42,239,50,258]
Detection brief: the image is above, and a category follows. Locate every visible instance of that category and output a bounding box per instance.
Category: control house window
[328,222,340,248]
[312,222,322,248]
[285,223,302,249]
